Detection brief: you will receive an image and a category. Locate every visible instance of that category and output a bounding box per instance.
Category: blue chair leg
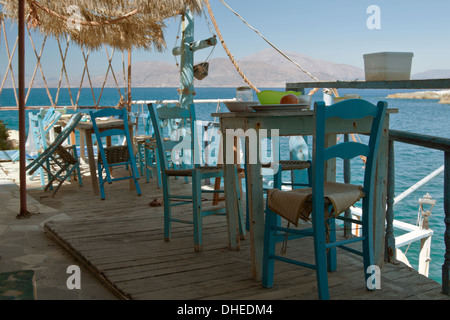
[312,207,330,300]
[71,145,83,187]
[362,207,375,290]
[98,163,106,200]
[327,217,337,272]
[272,165,283,227]
[130,162,142,196]
[273,165,282,189]
[244,164,250,232]
[156,149,162,189]
[144,145,155,183]
[76,164,83,187]
[192,170,203,252]
[38,166,46,187]
[262,207,278,288]
[163,180,172,242]
[45,159,53,190]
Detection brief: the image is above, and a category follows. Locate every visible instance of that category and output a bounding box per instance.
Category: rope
[204,0,260,93]
[217,0,319,82]
[214,0,342,97]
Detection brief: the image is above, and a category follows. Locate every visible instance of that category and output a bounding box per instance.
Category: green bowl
[256,90,302,105]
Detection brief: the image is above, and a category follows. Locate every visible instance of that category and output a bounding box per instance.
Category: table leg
[79,130,86,163]
[223,130,241,251]
[224,163,241,251]
[85,130,99,195]
[246,136,264,281]
[69,131,76,146]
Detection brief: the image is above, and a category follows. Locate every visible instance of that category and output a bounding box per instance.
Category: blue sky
[140,0,450,74]
[1,0,450,79]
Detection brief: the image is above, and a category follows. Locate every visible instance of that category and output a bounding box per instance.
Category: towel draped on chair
[267,182,365,226]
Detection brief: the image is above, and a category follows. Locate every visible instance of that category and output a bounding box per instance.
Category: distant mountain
[18,49,450,89]
[412,69,450,79]
[126,48,365,88]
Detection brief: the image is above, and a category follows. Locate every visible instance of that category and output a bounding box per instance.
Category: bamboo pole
[127,49,132,111]
[17,0,29,218]
[0,26,19,104]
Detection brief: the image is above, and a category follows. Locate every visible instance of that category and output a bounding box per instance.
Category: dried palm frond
[0,0,206,51]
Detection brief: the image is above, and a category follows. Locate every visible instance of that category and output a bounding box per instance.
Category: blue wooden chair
[26,112,83,197]
[133,111,152,176]
[148,103,245,252]
[133,111,161,187]
[89,107,141,200]
[262,99,387,299]
[265,159,311,190]
[27,108,62,186]
[249,140,312,233]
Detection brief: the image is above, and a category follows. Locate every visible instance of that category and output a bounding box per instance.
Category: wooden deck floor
[29,165,450,300]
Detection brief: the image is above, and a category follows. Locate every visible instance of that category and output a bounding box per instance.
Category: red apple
[280,94,299,104]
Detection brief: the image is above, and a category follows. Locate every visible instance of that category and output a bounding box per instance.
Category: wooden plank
[286,78,450,90]
[35,164,450,300]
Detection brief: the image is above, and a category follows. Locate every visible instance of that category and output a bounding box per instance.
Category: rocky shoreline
[387,90,450,104]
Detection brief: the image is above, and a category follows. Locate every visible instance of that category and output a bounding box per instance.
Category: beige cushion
[267,182,365,226]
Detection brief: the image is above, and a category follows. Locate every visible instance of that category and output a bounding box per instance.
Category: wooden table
[76,118,134,196]
[213,108,395,280]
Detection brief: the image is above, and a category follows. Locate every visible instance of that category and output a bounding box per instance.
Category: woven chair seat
[134,135,154,143]
[99,145,130,164]
[262,160,311,171]
[165,165,223,177]
[55,145,78,165]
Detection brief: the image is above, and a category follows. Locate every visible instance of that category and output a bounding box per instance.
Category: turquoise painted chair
[26,112,83,197]
[265,159,311,190]
[250,140,312,232]
[27,108,62,186]
[148,103,245,252]
[133,111,162,187]
[262,99,387,299]
[89,107,141,200]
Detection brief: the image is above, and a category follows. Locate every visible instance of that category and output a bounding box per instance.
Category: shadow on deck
[25,164,449,300]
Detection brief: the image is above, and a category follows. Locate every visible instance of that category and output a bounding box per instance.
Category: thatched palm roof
[0,0,206,50]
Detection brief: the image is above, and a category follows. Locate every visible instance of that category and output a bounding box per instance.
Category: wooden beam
[172,36,217,56]
[287,79,450,90]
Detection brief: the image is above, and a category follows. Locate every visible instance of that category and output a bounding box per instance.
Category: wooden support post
[385,138,396,262]
[178,10,194,109]
[127,49,132,111]
[18,0,28,217]
[172,9,216,109]
[442,151,450,294]
[417,193,435,277]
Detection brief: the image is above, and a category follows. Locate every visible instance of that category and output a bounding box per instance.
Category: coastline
[387,89,450,104]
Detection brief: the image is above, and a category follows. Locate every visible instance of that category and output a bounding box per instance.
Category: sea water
[0,86,448,284]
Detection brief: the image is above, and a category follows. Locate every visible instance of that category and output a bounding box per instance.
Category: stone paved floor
[0,161,117,300]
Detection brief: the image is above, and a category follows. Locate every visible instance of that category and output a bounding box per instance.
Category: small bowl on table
[224,101,253,112]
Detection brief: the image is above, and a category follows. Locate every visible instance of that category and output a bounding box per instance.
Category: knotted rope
[204,0,260,93]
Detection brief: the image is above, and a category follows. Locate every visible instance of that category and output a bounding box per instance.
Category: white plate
[249,104,310,112]
[224,101,253,112]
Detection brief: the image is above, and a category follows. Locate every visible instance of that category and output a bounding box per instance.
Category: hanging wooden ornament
[193,62,209,80]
